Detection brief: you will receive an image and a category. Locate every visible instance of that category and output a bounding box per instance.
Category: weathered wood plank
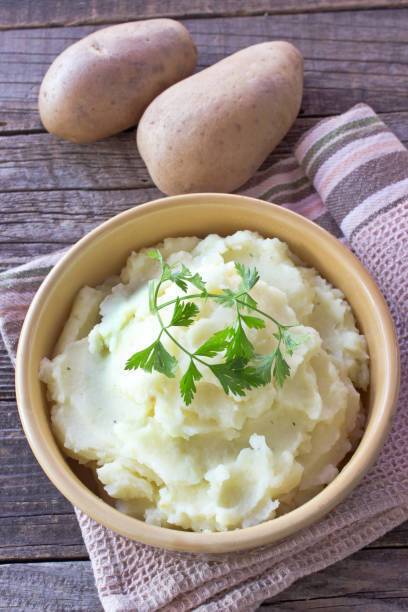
[263,597,408,610]
[0,561,101,611]
[0,132,150,191]
[1,549,408,611]
[2,1,408,30]
[0,431,74,516]
[372,523,408,549]
[0,188,160,271]
[0,344,87,560]
[264,548,408,609]
[0,515,86,562]
[2,10,408,132]
[0,188,160,239]
[0,423,86,560]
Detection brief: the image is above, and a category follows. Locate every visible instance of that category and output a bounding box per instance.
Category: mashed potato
[40,231,369,531]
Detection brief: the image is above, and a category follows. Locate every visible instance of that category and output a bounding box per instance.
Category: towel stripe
[314,132,405,202]
[295,103,373,161]
[305,123,388,182]
[284,192,326,221]
[343,182,408,239]
[262,175,310,202]
[302,116,382,174]
[328,152,408,229]
[273,183,316,206]
[239,158,299,194]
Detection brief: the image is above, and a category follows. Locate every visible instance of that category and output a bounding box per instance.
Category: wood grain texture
[0,516,86,562]
[264,549,408,609]
[0,188,160,271]
[1,550,408,611]
[1,0,408,29]
[265,599,408,610]
[0,388,86,561]
[2,9,408,133]
[0,561,101,611]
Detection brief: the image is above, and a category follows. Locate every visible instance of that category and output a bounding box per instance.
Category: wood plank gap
[0,186,155,193]
[0,511,80,520]
[0,556,89,565]
[0,129,46,137]
[1,2,408,31]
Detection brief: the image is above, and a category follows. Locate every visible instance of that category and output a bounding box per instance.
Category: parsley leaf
[240,314,265,329]
[172,275,189,293]
[148,249,181,289]
[180,360,202,404]
[153,257,208,295]
[246,353,274,385]
[148,249,164,265]
[125,340,177,378]
[180,265,207,294]
[148,279,158,313]
[281,330,309,356]
[241,349,291,390]
[209,358,252,396]
[238,292,258,310]
[235,262,260,291]
[272,348,291,388]
[213,262,260,309]
[148,251,189,291]
[153,342,178,377]
[194,327,233,357]
[213,289,237,307]
[160,262,177,286]
[210,358,268,397]
[225,319,254,362]
[170,298,199,327]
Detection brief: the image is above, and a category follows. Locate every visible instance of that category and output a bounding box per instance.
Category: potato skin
[137,42,303,194]
[39,20,197,143]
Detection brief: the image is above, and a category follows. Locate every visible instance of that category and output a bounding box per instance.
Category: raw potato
[39,20,197,143]
[137,42,303,194]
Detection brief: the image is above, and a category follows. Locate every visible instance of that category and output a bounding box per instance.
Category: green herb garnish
[125,249,306,405]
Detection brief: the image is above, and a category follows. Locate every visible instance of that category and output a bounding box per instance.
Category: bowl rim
[15,193,400,553]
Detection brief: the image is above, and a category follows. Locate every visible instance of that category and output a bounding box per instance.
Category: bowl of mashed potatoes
[15,194,399,553]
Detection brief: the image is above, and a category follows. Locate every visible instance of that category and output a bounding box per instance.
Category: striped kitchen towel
[0,103,407,611]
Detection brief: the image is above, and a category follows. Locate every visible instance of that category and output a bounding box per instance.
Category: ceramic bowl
[15,193,399,553]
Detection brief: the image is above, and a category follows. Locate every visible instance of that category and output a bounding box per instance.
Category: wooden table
[1,1,407,609]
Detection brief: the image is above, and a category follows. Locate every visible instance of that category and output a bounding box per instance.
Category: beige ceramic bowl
[15,193,399,553]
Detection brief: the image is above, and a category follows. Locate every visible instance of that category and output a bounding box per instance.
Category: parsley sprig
[125,249,305,405]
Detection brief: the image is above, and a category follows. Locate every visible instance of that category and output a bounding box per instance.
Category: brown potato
[39,20,197,143]
[137,42,303,194]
